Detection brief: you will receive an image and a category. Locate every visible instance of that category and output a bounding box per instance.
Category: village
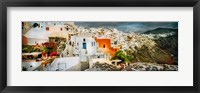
[22,22,178,71]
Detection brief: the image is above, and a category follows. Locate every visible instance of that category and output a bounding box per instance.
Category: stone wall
[81,61,89,71]
[66,62,81,71]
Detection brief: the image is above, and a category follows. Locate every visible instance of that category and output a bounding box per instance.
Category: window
[83,43,86,49]
[103,45,105,48]
[69,41,71,46]
[46,27,49,31]
[94,42,95,46]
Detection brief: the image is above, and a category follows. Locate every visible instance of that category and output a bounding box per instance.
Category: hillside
[154,32,178,64]
[143,28,178,34]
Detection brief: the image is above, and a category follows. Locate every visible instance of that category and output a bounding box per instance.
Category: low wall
[49,57,80,71]
[89,58,110,68]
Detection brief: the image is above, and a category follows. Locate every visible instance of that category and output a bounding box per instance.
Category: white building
[46,22,77,39]
[24,22,76,45]
[59,35,98,62]
[67,36,97,61]
[24,27,48,45]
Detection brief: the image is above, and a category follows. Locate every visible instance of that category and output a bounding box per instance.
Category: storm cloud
[75,22,178,33]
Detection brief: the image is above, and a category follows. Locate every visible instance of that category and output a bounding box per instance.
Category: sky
[75,22,178,33]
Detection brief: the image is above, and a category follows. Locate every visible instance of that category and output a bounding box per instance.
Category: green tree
[113,50,134,62]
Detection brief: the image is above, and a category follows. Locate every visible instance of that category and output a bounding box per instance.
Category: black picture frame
[0,0,200,93]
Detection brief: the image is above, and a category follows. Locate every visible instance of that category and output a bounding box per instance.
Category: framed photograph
[0,0,199,93]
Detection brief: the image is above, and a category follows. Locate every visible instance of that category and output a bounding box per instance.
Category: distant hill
[143,28,178,34]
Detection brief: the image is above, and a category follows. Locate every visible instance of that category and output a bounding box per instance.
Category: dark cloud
[75,22,178,33]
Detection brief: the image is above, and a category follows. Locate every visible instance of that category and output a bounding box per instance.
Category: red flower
[49,51,58,57]
[41,52,46,57]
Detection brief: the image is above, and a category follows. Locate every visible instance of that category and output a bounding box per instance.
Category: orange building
[95,38,111,49]
[95,38,120,57]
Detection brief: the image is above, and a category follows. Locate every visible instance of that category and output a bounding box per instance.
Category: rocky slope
[85,62,178,71]
[119,28,178,65]
[154,32,178,64]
